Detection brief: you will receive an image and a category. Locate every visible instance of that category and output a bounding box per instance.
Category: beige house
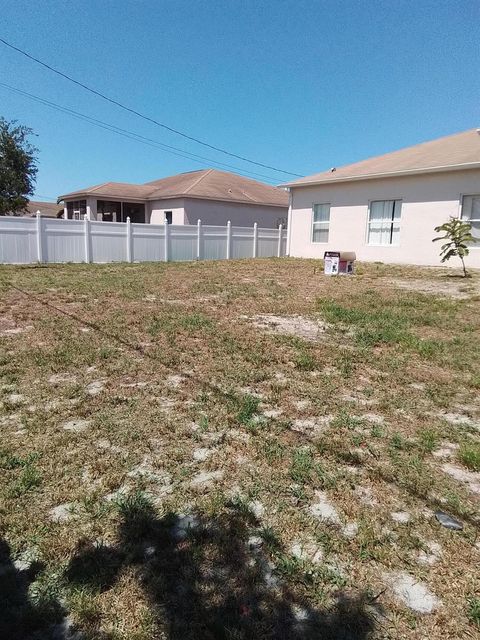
[58,169,288,228]
[283,129,480,267]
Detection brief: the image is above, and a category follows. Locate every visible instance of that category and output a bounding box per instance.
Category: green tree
[0,117,38,215]
[433,217,476,277]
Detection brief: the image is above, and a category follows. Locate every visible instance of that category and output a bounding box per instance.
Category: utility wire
[0,82,283,184]
[32,194,58,201]
[0,37,302,177]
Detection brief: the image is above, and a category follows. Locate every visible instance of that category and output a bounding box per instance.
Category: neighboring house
[58,169,288,228]
[283,129,480,267]
[5,201,63,217]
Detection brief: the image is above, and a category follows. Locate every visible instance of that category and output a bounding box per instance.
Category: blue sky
[1,0,479,200]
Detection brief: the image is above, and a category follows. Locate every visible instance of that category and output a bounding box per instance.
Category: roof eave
[281,161,480,188]
[58,192,153,203]
[58,192,288,208]
[147,193,288,208]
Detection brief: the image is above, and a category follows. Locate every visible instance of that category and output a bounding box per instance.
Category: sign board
[324,251,356,276]
[324,253,339,275]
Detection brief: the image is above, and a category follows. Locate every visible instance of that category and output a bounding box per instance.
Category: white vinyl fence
[0,215,287,265]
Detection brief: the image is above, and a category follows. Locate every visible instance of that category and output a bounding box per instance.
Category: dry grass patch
[0,259,479,639]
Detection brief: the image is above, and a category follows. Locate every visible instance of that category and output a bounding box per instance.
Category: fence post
[226,220,231,259]
[164,215,169,262]
[277,224,283,257]
[84,214,91,263]
[253,222,258,258]
[196,219,202,260]
[126,216,132,263]
[36,213,43,263]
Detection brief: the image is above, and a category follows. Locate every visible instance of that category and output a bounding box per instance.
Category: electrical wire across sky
[0,36,302,178]
[0,81,287,185]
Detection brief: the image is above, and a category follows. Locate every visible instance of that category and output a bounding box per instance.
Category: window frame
[366,199,402,247]
[460,194,480,248]
[66,200,87,220]
[311,203,331,244]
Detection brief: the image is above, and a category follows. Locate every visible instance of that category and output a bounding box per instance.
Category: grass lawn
[0,258,479,639]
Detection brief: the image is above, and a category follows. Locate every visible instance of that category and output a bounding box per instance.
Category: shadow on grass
[0,538,65,640]
[64,493,379,639]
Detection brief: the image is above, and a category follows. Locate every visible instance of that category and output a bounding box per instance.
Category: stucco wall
[149,199,186,225]
[183,198,287,228]
[288,169,480,267]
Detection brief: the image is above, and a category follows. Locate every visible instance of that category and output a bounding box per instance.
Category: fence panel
[257,228,280,258]
[131,223,165,262]
[202,225,229,260]
[169,225,197,262]
[90,221,127,262]
[43,218,84,263]
[0,217,287,264]
[231,226,255,259]
[0,217,37,264]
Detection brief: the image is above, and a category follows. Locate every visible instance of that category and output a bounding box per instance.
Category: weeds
[236,394,260,426]
[179,313,213,331]
[458,444,480,471]
[261,438,286,463]
[294,350,316,371]
[2,450,42,497]
[418,428,438,454]
[390,433,410,451]
[332,410,364,431]
[370,424,384,438]
[290,447,314,484]
[467,596,480,628]
[8,464,42,497]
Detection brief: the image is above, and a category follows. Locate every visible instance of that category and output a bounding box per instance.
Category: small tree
[0,117,38,215]
[433,217,476,277]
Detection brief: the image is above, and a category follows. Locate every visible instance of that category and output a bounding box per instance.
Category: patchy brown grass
[0,258,479,640]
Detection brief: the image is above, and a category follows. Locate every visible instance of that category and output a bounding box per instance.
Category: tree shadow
[0,538,65,640]
[65,494,380,639]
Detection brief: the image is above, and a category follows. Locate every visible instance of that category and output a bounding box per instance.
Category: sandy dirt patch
[383,571,441,613]
[441,463,480,494]
[250,314,329,341]
[387,277,479,299]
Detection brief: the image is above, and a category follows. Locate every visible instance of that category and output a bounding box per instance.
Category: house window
[97,200,121,222]
[164,211,172,224]
[66,200,86,220]
[367,200,401,245]
[123,203,145,223]
[312,204,330,243]
[461,195,480,243]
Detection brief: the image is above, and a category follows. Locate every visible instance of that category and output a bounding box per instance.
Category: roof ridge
[239,189,258,203]
[183,169,213,194]
[89,183,113,193]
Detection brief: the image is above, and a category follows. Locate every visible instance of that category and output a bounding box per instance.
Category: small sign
[324,251,355,276]
[324,253,339,275]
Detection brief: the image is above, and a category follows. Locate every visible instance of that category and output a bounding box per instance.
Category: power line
[0,36,302,178]
[32,194,58,201]
[0,82,283,184]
